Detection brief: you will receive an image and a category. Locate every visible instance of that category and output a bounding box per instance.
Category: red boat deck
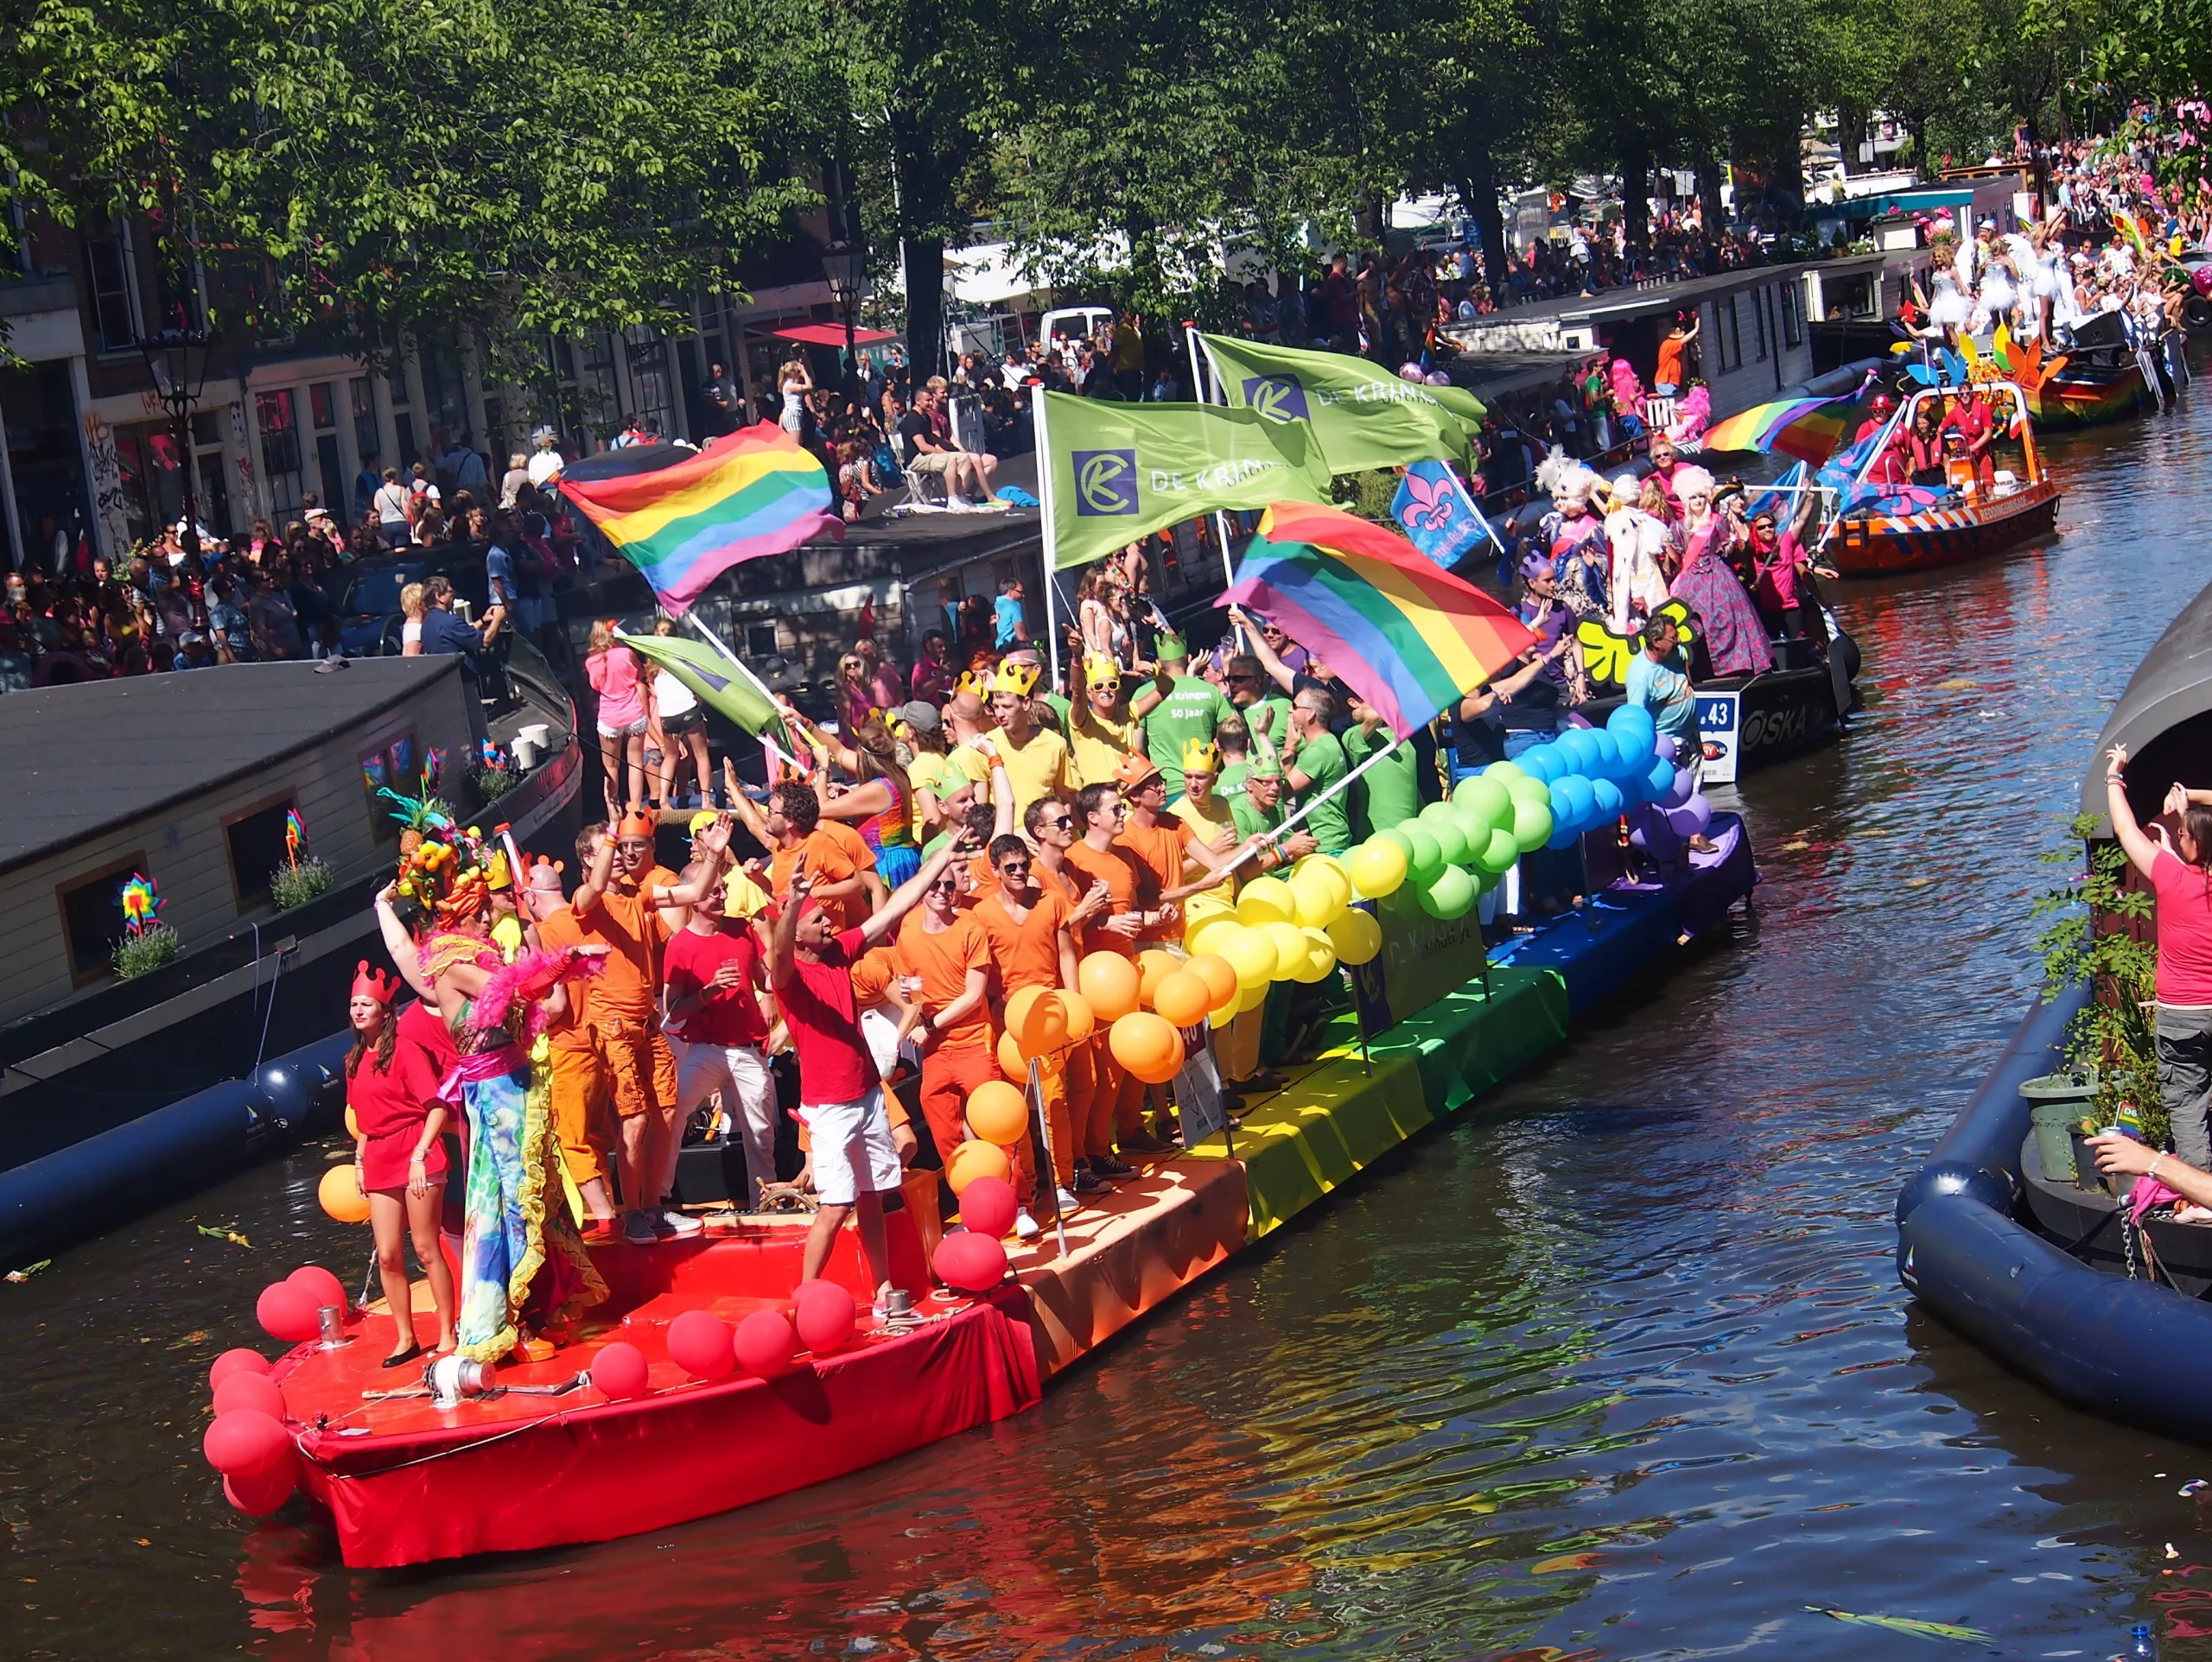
[271,1157,1249,1566]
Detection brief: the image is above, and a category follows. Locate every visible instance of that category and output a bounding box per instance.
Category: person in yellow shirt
[1068,653,1147,786]
[1168,737,1238,857]
[984,658,1074,816]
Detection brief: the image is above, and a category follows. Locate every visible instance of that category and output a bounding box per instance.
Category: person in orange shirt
[524,841,618,1231]
[895,838,1041,1234]
[572,809,726,1246]
[1061,779,1169,1161]
[734,781,869,929]
[1113,751,1240,944]
[972,833,1097,1203]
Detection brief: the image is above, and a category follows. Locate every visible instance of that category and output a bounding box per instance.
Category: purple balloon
[1653,732,1681,764]
[1628,807,1683,860]
[1665,794,1713,838]
[1662,766,1696,809]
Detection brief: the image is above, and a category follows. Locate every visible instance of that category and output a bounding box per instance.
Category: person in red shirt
[767,841,963,1295]
[346,961,456,1363]
[1945,379,1997,491]
[664,871,779,1209]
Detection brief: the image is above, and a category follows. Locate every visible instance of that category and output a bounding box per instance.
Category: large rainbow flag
[558,423,842,612]
[1223,501,1538,737]
[1699,377,1870,463]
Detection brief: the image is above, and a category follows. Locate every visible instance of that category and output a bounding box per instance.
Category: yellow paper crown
[991,659,1040,697]
[1181,737,1221,777]
[1084,653,1122,688]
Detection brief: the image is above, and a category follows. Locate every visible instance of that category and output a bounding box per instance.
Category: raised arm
[1227,606,1297,693]
[571,825,618,916]
[372,885,435,1000]
[2106,745,2162,879]
[858,841,963,948]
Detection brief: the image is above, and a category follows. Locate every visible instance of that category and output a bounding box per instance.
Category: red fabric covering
[294,1290,1038,1567]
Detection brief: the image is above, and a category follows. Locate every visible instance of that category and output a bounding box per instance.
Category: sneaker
[1088,1154,1137,1180]
[1013,1209,1040,1240]
[622,1211,658,1246]
[1119,1129,1175,1156]
[656,1208,704,1239]
[1071,1169,1111,1196]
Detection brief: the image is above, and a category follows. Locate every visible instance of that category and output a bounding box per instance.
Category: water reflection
[10,397,2212,1659]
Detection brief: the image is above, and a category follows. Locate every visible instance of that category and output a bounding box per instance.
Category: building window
[1714,298,1742,372]
[85,223,140,352]
[1782,282,1803,347]
[257,390,303,521]
[309,383,337,429]
[745,621,779,658]
[350,377,380,461]
[225,796,297,910]
[58,855,149,983]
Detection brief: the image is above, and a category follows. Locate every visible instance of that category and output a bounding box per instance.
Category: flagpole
[1034,387,1063,690]
[1185,326,1246,648]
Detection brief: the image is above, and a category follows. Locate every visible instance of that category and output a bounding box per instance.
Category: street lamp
[821,239,866,371]
[139,327,213,561]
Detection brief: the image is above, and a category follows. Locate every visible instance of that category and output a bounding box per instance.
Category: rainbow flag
[559,423,842,613]
[1700,392,1856,463]
[1222,501,1538,737]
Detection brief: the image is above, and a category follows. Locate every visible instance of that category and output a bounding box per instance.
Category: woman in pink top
[585,619,648,807]
[2104,745,2212,1185]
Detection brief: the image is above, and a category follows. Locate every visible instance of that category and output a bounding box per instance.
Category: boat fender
[1894,1158,2016,1227]
[249,1033,354,1139]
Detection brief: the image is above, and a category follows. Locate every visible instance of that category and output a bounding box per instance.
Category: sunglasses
[617,839,652,854]
[1038,813,1073,828]
[927,877,961,893]
[996,859,1032,875]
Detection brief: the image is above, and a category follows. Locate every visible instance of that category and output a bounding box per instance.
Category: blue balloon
[1545,817,1583,850]
[1606,702,1657,748]
[1641,754,1675,800]
[1590,777,1626,819]
[1518,745,1559,783]
[1587,730,1624,778]
[1552,775,1595,828]
[1554,728,1596,773]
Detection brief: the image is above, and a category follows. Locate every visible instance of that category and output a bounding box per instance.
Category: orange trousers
[920,1042,1039,1204]
[1084,1034,1147,1158]
[546,1042,610,1186]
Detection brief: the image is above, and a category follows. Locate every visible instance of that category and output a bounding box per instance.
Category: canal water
[10,399,2212,1662]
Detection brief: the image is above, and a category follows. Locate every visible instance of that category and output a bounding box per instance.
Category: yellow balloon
[1236,980,1270,1014]
[1346,839,1408,900]
[1219,926,1278,990]
[1185,891,1235,925]
[1209,999,1238,1030]
[1261,920,1311,982]
[1295,925,1338,983]
[344,1106,360,1139]
[1294,853,1354,908]
[1289,871,1345,930]
[1186,915,1240,958]
[1327,907,1382,966]
[1236,875,1298,928]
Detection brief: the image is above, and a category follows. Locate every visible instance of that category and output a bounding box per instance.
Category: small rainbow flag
[559,423,844,613]
[1222,501,1539,737]
[1700,390,1858,463]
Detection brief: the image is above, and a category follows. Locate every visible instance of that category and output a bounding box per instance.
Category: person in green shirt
[1131,633,1233,801]
[1228,743,1319,870]
[1214,715,1251,808]
[1342,703,1421,841]
[1223,652,1292,753]
[1283,686,1352,854]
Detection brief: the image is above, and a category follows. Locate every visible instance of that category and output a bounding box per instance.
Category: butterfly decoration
[283,808,306,869]
[1573,599,1695,689]
[1991,322,2069,391]
[1804,1606,1992,1644]
[1903,346,1969,388]
[118,872,162,936]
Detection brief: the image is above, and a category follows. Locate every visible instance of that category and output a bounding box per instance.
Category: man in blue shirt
[1625,612,1698,744]
[992,578,1028,650]
[419,574,489,746]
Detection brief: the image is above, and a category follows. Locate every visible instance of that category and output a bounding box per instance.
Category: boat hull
[2025,365,2154,429]
[1830,480,2061,577]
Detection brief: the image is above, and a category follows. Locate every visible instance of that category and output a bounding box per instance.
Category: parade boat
[0,646,582,1268]
[1827,380,2062,578]
[1897,579,2212,1442]
[2012,313,2160,430]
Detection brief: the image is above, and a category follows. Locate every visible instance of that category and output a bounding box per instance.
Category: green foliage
[270,858,334,912]
[2033,814,2165,1146]
[472,763,520,802]
[112,924,181,980]
[1332,470,1402,523]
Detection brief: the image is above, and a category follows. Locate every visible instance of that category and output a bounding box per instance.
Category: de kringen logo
[1072,448,1139,516]
[1243,374,1310,423]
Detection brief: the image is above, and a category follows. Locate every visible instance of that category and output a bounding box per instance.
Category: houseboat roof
[1446,253,1891,341]
[0,656,460,879]
[2082,575,2212,823]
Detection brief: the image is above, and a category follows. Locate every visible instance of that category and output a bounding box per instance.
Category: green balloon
[1419,864,1477,919]
[1510,796,1554,854]
[1418,799,1459,827]
[1429,816,1471,866]
[1449,798,1496,849]
[1453,776,1512,827]
[1376,824,1415,856]
[1483,760,1528,784]
[1504,774,1552,805]
[1403,824,1443,882]
[1475,824,1521,876]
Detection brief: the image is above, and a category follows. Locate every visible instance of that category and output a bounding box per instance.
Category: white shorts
[800,1088,902,1206]
[596,715,648,739]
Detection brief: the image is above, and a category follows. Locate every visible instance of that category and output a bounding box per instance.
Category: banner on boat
[1697,692,1742,784]
[1346,902,1492,1031]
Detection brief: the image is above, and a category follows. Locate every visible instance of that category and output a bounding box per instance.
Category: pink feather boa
[474,945,606,1042]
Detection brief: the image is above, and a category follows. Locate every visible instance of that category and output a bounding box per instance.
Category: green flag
[617,626,782,736]
[1198,334,1484,474]
[1038,392,1330,571]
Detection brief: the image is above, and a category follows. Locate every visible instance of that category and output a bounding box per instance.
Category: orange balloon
[1077,952,1141,1021]
[944,1139,1012,1195]
[1135,949,1181,1007]
[965,1080,1030,1145]
[1152,968,1212,1030]
[1004,986,1068,1058]
[1185,952,1239,1012]
[997,1029,1029,1082]
[317,1162,370,1224]
[1058,989,1096,1044]
[343,1106,359,1139]
[1109,1012,1185,1084]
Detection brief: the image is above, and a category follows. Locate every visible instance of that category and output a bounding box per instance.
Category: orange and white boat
[1827,380,2062,578]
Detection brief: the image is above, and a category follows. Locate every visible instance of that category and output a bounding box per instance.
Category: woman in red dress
[347,962,458,1364]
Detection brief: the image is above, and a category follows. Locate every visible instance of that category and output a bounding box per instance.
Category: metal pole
[1185,326,1247,637]
[1034,388,1064,690]
[1027,1056,1067,1259]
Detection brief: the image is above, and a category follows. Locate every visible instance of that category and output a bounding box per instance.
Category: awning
[764,323,899,347]
[2082,575,2212,826]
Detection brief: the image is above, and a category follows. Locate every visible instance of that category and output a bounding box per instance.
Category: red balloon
[590,1341,651,1399]
[957,1175,1019,1240]
[207,1348,270,1392]
[793,1280,857,1355]
[665,1310,734,1381]
[203,1408,289,1476]
[212,1371,286,1422]
[933,1232,1010,1295]
[733,1310,798,1380]
[255,1282,321,1345]
[285,1265,349,1318]
[224,1461,296,1517]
